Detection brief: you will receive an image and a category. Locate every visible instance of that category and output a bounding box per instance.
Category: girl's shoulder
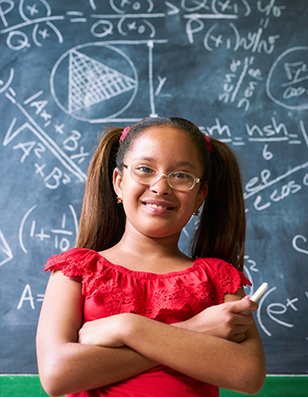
[44,247,101,277]
[196,257,251,299]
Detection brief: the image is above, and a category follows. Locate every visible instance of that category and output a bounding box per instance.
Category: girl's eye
[135,165,155,174]
[172,172,190,179]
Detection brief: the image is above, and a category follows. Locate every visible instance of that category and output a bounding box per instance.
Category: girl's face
[113,126,207,240]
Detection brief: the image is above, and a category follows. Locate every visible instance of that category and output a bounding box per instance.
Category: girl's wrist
[120,313,138,346]
[172,318,193,331]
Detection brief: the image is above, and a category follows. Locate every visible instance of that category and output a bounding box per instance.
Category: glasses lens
[132,165,157,184]
[131,165,196,190]
[168,172,194,190]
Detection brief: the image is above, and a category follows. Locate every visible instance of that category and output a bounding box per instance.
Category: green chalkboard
[0,0,307,376]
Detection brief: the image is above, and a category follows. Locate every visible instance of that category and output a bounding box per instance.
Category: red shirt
[45,248,251,397]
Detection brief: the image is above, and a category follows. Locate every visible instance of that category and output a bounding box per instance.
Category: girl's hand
[174,299,258,343]
[79,314,129,347]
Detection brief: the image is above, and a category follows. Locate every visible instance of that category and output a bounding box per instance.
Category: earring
[192,209,199,216]
[117,197,123,204]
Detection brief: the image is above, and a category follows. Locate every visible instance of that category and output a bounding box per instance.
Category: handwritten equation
[0,203,78,271]
[19,203,78,253]
[184,0,284,51]
[2,83,88,189]
[0,0,178,50]
[245,254,308,339]
[267,46,308,110]
[257,286,308,338]
[0,0,64,50]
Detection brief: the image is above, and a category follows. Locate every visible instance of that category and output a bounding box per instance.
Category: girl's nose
[150,174,172,195]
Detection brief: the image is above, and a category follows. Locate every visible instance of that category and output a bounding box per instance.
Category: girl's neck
[117,230,184,260]
[100,229,193,274]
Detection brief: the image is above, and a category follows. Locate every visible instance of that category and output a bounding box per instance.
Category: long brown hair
[77,117,246,271]
[190,138,246,271]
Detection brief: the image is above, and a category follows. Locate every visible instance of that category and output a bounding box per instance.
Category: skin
[36,127,266,396]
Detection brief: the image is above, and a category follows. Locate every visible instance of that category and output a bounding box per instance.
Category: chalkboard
[0,0,307,375]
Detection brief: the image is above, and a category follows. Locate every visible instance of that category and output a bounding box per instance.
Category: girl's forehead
[125,126,201,166]
[131,126,191,147]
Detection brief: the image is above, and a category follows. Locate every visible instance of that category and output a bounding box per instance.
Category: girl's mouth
[143,202,175,211]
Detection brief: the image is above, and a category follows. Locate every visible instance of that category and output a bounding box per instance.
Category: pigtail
[76,128,126,251]
[191,138,246,271]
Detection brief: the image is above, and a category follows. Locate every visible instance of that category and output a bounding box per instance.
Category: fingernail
[242,295,250,300]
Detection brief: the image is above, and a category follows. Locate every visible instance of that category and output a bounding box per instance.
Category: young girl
[36,117,266,397]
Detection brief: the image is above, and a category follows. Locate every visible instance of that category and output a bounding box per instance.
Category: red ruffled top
[45,248,251,397]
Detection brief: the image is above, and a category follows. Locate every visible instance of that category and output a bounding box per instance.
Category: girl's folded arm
[36,270,158,397]
[77,290,266,395]
[37,271,265,396]
[118,298,265,395]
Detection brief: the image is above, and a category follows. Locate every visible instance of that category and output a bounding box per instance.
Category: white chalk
[249,283,269,302]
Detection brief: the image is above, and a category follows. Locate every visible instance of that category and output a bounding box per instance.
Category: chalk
[249,283,269,302]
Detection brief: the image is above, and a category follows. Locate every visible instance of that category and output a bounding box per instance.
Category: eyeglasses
[122,164,201,191]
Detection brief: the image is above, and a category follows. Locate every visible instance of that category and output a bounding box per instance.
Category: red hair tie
[205,135,212,152]
[120,127,130,142]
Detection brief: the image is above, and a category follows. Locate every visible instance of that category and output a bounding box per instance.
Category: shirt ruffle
[45,248,251,322]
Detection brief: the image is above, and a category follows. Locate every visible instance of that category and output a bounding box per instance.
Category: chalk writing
[202,116,305,149]
[257,286,305,337]
[184,0,283,54]
[219,56,263,111]
[244,167,308,211]
[292,235,308,256]
[0,0,64,50]
[50,39,166,122]
[242,255,307,340]
[18,204,78,253]
[17,284,44,310]
[0,229,13,267]
[1,80,88,187]
[267,46,308,110]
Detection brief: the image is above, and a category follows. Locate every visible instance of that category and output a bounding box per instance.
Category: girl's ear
[113,167,123,198]
[195,184,208,212]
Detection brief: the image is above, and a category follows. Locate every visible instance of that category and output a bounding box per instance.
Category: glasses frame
[122,164,201,191]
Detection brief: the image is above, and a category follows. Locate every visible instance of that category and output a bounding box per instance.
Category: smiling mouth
[144,203,174,210]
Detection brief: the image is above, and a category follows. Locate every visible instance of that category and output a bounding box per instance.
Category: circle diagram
[266,46,308,110]
[50,43,138,122]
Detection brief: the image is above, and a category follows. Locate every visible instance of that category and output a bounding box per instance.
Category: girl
[36,117,266,397]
